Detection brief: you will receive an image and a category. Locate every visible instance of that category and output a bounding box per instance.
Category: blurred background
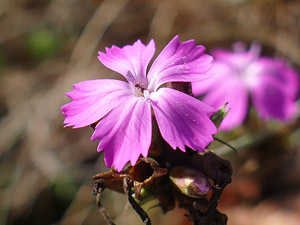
[0,0,300,224]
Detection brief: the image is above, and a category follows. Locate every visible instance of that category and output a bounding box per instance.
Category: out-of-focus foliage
[26,27,62,60]
[0,0,299,225]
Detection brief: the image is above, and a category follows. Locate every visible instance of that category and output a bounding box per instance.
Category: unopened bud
[169,167,211,198]
[211,103,230,128]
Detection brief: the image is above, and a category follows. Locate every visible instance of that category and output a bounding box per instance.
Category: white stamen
[143,90,150,99]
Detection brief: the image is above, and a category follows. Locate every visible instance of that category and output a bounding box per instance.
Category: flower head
[61,36,217,171]
[192,42,299,130]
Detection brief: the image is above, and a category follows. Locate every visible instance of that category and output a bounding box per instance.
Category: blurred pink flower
[192,43,299,130]
[61,36,217,171]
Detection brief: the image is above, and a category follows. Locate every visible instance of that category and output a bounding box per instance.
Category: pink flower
[192,43,299,130]
[61,36,217,171]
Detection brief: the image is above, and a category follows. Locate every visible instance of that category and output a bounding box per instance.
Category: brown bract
[93,158,168,198]
[93,148,232,225]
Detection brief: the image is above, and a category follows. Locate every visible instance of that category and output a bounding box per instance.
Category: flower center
[127,71,150,98]
[240,63,260,88]
[135,83,146,93]
[135,83,149,97]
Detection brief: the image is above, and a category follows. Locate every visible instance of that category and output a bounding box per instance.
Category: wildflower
[61,36,217,171]
[192,42,299,130]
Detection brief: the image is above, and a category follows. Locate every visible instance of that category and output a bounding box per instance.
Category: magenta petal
[252,58,299,98]
[202,77,249,130]
[150,88,217,152]
[250,74,298,121]
[147,35,213,91]
[61,79,132,128]
[192,60,249,130]
[248,58,299,121]
[91,97,152,171]
[98,39,155,85]
[211,42,260,71]
[192,61,233,96]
